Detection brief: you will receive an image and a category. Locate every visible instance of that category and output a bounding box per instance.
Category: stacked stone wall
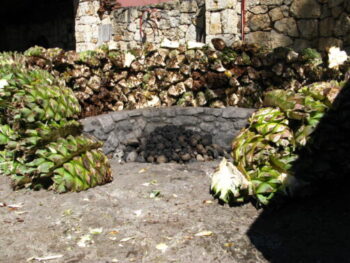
[75,0,206,51]
[245,0,350,52]
[81,107,255,156]
[75,0,109,51]
[205,0,239,44]
[112,0,206,50]
[75,0,350,52]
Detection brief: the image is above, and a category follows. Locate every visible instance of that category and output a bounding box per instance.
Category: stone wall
[75,0,206,51]
[112,0,206,49]
[205,0,239,44]
[75,0,110,51]
[245,0,350,51]
[81,107,254,157]
[75,0,350,52]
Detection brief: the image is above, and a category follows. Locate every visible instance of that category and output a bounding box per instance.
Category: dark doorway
[0,0,78,52]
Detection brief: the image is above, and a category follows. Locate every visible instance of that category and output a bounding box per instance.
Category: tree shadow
[247,80,350,262]
[0,0,77,52]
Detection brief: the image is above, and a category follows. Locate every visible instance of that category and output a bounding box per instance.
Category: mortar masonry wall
[80,106,255,157]
[75,0,350,52]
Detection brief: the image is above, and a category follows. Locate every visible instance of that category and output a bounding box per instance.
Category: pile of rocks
[24,40,349,118]
[123,125,229,163]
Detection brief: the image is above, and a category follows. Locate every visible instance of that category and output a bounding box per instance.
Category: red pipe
[241,0,246,41]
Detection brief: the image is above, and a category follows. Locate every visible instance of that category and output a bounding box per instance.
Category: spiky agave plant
[211,80,344,206]
[0,52,112,192]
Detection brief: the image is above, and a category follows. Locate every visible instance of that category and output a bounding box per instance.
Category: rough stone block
[204,108,223,116]
[164,108,177,117]
[136,118,147,130]
[199,122,215,132]
[269,7,284,22]
[274,17,299,37]
[206,0,236,11]
[201,115,216,122]
[102,131,120,154]
[328,0,344,8]
[169,17,180,28]
[209,12,222,34]
[320,17,335,37]
[248,14,271,31]
[332,6,343,18]
[221,9,238,34]
[213,133,234,150]
[180,0,198,12]
[291,0,321,18]
[116,119,133,131]
[217,122,236,131]
[79,16,99,25]
[250,5,268,14]
[111,111,130,122]
[114,9,129,23]
[293,38,312,51]
[93,128,109,141]
[297,19,319,39]
[186,24,197,41]
[233,119,249,130]
[81,118,100,133]
[318,37,343,50]
[270,30,293,48]
[334,13,350,37]
[128,110,142,117]
[173,116,199,126]
[245,30,267,43]
[222,107,255,119]
[176,107,204,115]
[144,123,165,134]
[264,0,284,5]
[180,13,192,25]
[98,114,115,133]
[321,4,332,19]
[143,108,161,117]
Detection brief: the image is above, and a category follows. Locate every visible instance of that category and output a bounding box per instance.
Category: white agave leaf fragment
[328,47,348,69]
[160,39,180,49]
[187,41,206,50]
[145,95,161,107]
[210,60,226,72]
[0,79,9,89]
[107,40,118,50]
[211,158,251,203]
[123,52,136,68]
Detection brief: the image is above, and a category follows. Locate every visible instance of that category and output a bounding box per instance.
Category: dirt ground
[2,160,350,263]
[0,160,266,263]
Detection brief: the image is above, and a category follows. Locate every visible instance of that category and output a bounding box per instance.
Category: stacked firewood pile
[23,41,349,118]
[123,125,229,163]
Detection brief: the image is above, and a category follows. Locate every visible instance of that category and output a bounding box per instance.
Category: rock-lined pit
[81,107,255,162]
[124,125,229,163]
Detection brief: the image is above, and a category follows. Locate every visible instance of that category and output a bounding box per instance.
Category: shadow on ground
[248,79,350,262]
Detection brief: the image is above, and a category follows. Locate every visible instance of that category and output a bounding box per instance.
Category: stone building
[0,0,349,52]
